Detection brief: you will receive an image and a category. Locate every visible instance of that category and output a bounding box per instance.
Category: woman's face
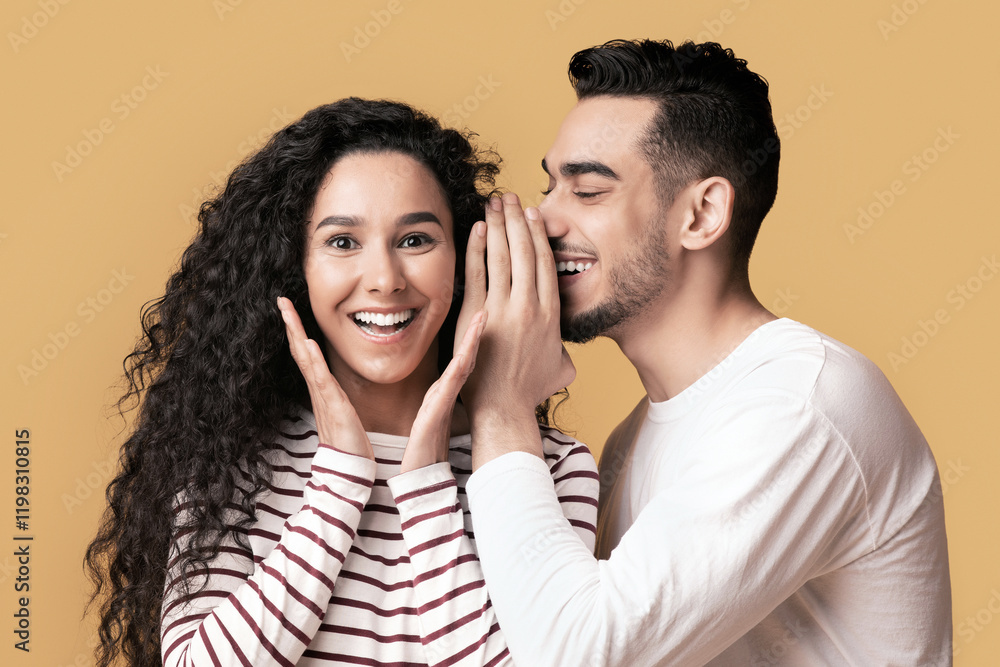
[303,151,456,388]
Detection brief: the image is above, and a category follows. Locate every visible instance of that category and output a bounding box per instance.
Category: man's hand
[457,193,576,469]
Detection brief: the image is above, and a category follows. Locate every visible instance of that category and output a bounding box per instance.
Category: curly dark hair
[83,97,515,667]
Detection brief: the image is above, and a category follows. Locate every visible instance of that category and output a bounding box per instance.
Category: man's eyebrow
[315,212,442,229]
[541,157,620,180]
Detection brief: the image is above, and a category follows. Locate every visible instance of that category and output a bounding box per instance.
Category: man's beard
[560,217,669,344]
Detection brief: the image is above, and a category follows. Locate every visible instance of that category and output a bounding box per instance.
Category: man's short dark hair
[569,39,779,269]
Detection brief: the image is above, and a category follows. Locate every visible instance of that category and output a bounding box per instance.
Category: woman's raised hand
[400,310,487,473]
[277,297,375,461]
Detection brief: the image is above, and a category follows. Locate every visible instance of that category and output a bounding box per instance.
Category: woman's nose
[361,248,406,294]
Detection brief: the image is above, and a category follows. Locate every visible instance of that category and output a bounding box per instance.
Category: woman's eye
[575,191,601,199]
[328,236,358,250]
[541,188,553,196]
[400,234,432,249]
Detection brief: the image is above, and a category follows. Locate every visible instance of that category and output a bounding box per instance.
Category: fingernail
[475,221,486,237]
[525,207,539,221]
[503,192,520,205]
[490,197,502,211]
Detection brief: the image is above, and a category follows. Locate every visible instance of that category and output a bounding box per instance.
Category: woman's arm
[160,443,376,666]
[388,430,599,667]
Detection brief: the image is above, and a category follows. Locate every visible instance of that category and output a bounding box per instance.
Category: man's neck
[614,280,776,403]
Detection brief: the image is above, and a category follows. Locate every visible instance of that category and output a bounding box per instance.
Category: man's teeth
[557,261,594,275]
[353,309,415,327]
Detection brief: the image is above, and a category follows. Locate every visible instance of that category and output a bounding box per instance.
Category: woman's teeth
[557,260,594,276]
[353,309,415,336]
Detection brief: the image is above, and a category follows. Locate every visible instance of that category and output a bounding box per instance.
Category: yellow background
[2,0,997,664]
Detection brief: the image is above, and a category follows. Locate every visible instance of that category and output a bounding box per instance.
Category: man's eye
[575,191,602,199]
[328,236,358,250]
[541,188,553,196]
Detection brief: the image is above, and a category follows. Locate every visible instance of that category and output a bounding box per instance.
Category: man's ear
[677,177,735,251]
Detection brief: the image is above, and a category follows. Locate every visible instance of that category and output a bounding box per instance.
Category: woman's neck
[336,370,431,437]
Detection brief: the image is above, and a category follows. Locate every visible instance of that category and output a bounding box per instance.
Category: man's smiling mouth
[557,260,594,277]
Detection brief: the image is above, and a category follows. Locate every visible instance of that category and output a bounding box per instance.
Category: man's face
[538,96,672,343]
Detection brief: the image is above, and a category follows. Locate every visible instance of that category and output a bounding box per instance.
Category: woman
[85,98,598,666]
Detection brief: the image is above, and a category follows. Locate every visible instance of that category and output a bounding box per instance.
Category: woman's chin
[346,357,428,388]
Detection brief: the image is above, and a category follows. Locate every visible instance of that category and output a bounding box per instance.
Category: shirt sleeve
[465,393,872,667]
[387,433,600,667]
[160,444,377,667]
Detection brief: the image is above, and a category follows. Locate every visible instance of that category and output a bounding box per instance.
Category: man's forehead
[544,96,658,171]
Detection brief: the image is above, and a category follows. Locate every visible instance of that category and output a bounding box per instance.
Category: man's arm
[466,395,871,666]
[456,197,872,665]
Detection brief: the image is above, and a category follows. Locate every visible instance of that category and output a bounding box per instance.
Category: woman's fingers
[278,297,313,381]
[402,312,487,473]
[429,311,487,411]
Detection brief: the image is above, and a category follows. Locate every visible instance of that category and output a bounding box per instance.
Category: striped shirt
[161,408,599,666]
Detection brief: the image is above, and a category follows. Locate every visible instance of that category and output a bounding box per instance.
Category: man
[455,39,951,665]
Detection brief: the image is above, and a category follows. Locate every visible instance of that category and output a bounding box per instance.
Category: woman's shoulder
[264,406,320,463]
[539,428,597,477]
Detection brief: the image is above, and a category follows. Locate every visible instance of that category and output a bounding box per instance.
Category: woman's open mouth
[351,309,417,337]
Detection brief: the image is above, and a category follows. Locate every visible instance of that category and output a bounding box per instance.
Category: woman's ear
[678,177,735,251]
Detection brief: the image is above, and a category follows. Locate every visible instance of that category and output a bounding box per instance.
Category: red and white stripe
[161,410,599,666]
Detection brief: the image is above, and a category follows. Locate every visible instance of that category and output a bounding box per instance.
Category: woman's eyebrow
[314,211,443,229]
[316,214,361,229]
[398,211,443,228]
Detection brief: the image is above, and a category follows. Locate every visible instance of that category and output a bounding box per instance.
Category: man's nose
[537,195,568,239]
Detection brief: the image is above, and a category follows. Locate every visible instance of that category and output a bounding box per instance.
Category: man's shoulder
[725,319,894,407]
[740,320,940,543]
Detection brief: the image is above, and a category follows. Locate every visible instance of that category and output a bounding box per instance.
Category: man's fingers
[501,192,536,296]
[462,221,488,313]
[485,196,511,301]
[525,206,558,313]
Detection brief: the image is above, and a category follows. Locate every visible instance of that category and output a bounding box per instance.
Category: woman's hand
[277,296,374,461]
[400,310,487,473]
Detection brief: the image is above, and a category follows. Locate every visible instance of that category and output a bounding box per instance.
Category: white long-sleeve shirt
[160,408,599,666]
[467,319,952,666]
